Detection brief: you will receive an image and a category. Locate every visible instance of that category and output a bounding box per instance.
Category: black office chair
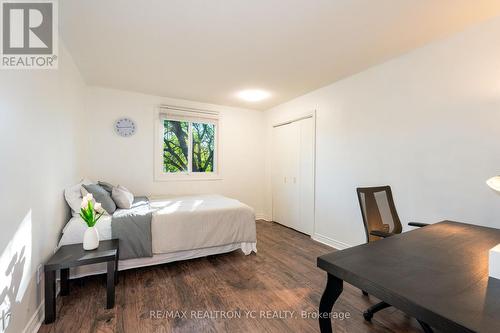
[356,186,432,333]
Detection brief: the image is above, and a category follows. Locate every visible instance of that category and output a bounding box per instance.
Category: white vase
[83,226,99,250]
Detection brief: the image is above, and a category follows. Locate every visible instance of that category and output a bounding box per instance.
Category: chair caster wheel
[363,311,373,322]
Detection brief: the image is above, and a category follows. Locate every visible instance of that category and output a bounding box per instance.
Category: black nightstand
[44,239,119,324]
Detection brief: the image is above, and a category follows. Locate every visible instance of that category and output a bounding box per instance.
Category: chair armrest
[408,222,429,228]
[370,230,394,238]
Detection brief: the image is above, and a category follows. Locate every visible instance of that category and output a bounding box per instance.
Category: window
[163,119,216,173]
[163,120,189,173]
[155,108,219,180]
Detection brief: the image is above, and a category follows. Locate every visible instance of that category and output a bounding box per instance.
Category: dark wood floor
[39,220,424,333]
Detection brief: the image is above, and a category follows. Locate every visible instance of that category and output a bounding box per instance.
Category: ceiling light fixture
[237,89,271,102]
[487,176,500,192]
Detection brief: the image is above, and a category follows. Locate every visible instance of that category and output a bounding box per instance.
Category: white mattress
[59,194,257,277]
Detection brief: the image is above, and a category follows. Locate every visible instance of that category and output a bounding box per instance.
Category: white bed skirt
[68,242,257,279]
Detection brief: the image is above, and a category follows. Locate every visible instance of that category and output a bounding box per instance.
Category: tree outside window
[163,120,216,173]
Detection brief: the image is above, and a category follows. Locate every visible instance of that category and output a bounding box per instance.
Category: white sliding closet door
[272,122,299,229]
[272,117,314,235]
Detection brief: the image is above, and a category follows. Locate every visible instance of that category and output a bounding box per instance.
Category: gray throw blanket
[111,196,153,259]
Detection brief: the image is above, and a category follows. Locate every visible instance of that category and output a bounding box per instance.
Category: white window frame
[154,106,222,181]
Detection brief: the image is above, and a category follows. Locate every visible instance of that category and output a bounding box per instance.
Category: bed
[59,194,257,278]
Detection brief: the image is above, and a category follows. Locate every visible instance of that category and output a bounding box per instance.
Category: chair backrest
[356,186,402,243]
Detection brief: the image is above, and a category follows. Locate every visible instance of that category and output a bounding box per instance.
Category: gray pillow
[82,184,117,214]
[112,185,134,209]
[98,181,114,194]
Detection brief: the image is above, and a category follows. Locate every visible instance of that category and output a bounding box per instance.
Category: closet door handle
[293,177,297,184]
[284,176,287,183]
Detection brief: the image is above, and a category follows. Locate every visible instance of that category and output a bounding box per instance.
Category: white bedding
[59,194,257,276]
[149,194,256,253]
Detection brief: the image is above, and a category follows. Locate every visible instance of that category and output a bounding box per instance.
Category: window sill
[154,174,223,182]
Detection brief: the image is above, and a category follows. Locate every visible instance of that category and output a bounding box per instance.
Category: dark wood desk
[44,240,119,324]
[317,221,500,333]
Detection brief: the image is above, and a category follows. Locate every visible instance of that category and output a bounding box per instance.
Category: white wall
[0,44,86,332]
[82,87,267,218]
[265,16,500,248]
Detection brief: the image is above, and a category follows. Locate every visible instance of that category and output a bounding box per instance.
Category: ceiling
[60,0,500,110]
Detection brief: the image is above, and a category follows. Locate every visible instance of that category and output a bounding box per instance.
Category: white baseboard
[22,301,44,333]
[312,233,351,250]
[255,213,272,221]
[22,278,60,333]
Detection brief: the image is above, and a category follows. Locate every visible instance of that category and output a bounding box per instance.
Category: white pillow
[112,185,134,209]
[64,178,93,216]
[60,215,112,245]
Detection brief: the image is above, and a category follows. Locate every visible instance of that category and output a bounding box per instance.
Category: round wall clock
[114,118,136,137]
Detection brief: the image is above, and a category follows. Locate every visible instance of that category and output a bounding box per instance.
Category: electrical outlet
[36,265,43,284]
